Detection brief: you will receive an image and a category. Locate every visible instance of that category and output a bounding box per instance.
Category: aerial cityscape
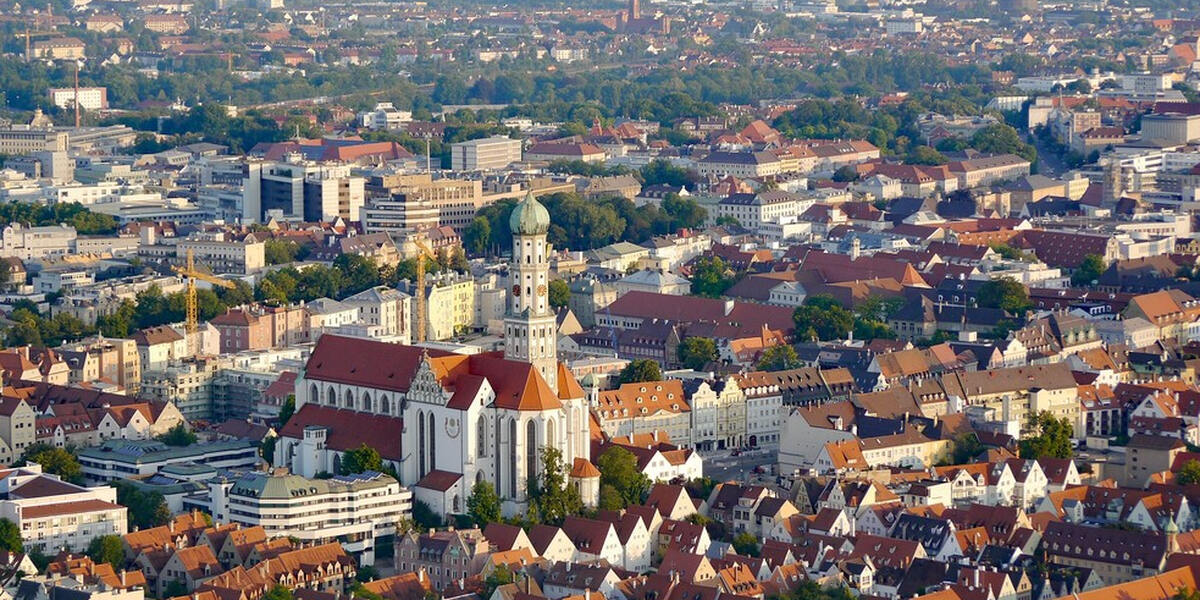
[0,0,1199,599]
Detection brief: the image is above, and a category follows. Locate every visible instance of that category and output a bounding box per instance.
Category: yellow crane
[171,249,236,355]
[413,238,438,344]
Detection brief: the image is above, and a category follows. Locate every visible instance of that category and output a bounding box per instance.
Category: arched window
[508,419,518,497]
[309,384,318,405]
[326,386,336,406]
[418,411,427,478]
[526,420,538,491]
[380,396,391,415]
[344,389,354,409]
[362,392,372,412]
[428,412,437,473]
[545,419,555,450]
[477,417,487,458]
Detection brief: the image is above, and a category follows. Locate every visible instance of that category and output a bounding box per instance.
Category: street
[702,447,778,484]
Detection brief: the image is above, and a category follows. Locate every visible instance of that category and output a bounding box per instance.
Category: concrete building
[0,223,76,260]
[0,128,70,155]
[48,87,109,112]
[139,357,222,420]
[1140,113,1200,145]
[0,464,127,554]
[248,161,365,224]
[77,438,260,483]
[199,469,412,565]
[450,136,523,171]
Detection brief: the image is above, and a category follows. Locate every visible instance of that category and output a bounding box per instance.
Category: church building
[275,192,600,516]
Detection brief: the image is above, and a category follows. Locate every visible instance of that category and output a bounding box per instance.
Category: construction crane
[413,238,437,344]
[20,28,58,61]
[171,249,235,355]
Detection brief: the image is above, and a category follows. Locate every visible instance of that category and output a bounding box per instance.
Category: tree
[678,337,718,370]
[164,581,189,599]
[264,585,294,600]
[466,480,502,527]
[527,446,582,525]
[618,359,662,383]
[757,344,801,371]
[1019,412,1074,460]
[832,165,860,182]
[1179,460,1200,486]
[113,481,171,529]
[596,447,650,509]
[970,123,1037,163]
[264,239,306,265]
[156,423,197,447]
[484,564,515,599]
[793,295,854,342]
[548,279,570,309]
[942,433,984,465]
[977,277,1031,314]
[356,565,380,583]
[906,145,948,165]
[412,500,443,530]
[21,444,83,484]
[640,159,692,189]
[279,395,296,428]
[463,217,491,256]
[0,519,21,553]
[731,532,760,557]
[87,535,125,568]
[340,444,384,475]
[1071,254,1105,287]
[690,256,737,298]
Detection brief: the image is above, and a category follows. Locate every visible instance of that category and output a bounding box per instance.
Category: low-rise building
[77,438,260,483]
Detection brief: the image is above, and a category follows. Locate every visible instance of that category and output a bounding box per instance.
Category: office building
[450,136,523,171]
[198,469,413,565]
[77,438,260,483]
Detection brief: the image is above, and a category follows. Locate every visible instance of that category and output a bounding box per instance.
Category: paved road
[703,448,778,484]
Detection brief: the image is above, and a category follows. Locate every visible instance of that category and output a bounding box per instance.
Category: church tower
[505,191,558,389]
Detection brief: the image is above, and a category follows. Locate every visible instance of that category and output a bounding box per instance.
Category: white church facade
[275,192,600,516]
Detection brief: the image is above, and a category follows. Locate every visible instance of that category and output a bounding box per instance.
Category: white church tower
[505,191,558,389]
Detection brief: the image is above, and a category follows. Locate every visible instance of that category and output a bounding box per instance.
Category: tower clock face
[512,284,521,296]
[537,284,547,297]
[445,417,460,438]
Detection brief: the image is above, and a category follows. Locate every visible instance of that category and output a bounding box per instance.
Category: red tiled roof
[21,499,122,519]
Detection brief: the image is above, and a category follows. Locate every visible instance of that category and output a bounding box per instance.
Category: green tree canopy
[527,446,582,525]
[0,519,21,553]
[689,256,739,299]
[548,279,570,309]
[467,480,502,527]
[87,535,125,569]
[339,444,384,475]
[1019,412,1074,460]
[977,277,1031,314]
[1178,460,1200,486]
[678,337,719,370]
[596,447,651,509]
[757,345,801,372]
[113,481,171,530]
[618,359,663,384]
[793,295,854,342]
[731,532,760,557]
[21,444,83,484]
[155,423,197,447]
[1071,254,1106,287]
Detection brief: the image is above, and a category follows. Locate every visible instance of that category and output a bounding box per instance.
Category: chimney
[120,570,126,586]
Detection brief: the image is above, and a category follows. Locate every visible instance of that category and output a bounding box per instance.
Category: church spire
[504,190,557,389]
